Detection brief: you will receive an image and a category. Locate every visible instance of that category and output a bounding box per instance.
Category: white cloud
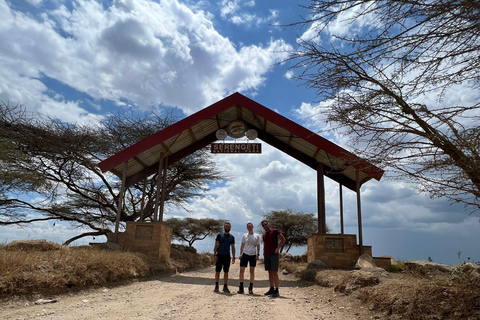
[220,0,278,26]
[0,0,291,121]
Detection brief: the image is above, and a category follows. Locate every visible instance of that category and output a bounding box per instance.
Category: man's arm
[214,240,219,261]
[239,242,245,257]
[231,243,236,263]
[275,233,286,254]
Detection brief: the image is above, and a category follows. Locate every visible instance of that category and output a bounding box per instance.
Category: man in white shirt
[237,222,261,294]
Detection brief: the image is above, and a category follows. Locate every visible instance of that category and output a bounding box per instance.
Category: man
[237,222,261,294]
[261,219,286,297]
[213,222,235,293]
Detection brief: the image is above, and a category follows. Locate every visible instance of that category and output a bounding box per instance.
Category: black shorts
[239,254,257,268]
[264,253,279,271]
[215,254,231,273]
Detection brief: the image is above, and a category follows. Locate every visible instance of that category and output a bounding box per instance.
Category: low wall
[307,233,373,269]
[108,222,172,259]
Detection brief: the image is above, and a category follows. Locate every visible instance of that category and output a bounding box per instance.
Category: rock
[314,270,349,288]
[334,270,380,294]
[307,260,328,270]
[34,299,57,305]
[96,242,123,251]
[404,259,453,277]
[280,252,294,263]
[360,267,389,275]
[452,263,480,280]
[301,269,319,282]
[354,254,377,270]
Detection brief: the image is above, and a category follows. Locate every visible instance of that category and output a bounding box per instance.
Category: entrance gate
[98,93,385,267]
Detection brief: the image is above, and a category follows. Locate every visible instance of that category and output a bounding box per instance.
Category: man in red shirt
[261,219,286,297]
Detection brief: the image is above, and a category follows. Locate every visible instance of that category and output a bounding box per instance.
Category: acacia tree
[165,217,225,248]
[0,102,224,244]
[262,209,328,253]
[287,1,480,212]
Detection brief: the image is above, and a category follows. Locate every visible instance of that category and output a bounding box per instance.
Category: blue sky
[1,0,479,266]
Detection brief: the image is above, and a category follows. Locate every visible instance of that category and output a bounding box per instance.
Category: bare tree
[0,102,224,243]
[286,0,480,212]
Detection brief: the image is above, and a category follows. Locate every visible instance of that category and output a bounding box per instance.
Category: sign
[215,129,228,140]
[135,225,153,240]
[246,129,258,140]
[325,238,344,253]
[211,143,261,154]
[227,120,247,138]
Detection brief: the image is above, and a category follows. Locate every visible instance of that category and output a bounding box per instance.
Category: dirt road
[1,263,380,320]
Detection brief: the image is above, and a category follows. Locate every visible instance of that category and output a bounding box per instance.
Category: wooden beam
[124,132,218,187]
[356,170,363,255]
[257,129,357,191]
[317,162,326,233]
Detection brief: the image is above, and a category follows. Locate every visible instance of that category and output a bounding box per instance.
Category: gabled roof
[98,92,383,191]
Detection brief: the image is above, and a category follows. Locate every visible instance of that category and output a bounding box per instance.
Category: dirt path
[1,263,381,320]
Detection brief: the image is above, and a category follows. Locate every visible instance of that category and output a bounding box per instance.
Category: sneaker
[214,285,219,292]
[237,287,244,294]
[223,286,230,293]
[272,289,279,297]
[248,287,253,295]
[264,288,275,296]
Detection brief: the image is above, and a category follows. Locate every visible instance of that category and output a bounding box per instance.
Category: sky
[1,0,479,266]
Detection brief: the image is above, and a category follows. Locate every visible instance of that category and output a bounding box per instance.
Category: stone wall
[108,222,172,259]
[307,233,373,269]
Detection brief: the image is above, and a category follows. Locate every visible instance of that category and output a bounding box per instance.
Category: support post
[114,162,128,243]
[356,170,363,255]
[159,157,168,222]
[153,153,164,222]
[317,162,326,233]
[339,183,344,235]
[139,171,147,222]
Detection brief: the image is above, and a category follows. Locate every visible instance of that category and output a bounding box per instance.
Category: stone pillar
[307,233,372,269]
[108,222,172,259]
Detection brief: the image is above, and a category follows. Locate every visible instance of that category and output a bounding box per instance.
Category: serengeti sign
[211,143,262,154]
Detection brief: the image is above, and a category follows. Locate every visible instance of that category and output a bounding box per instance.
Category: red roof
[98,92,383,190]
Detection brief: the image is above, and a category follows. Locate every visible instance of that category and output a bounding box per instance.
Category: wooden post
[356,170,363,255]
[114,162,128,243]
[153,153,164,222]
[159,157,168,222]
[317,162,326,233]
[339,183,344,235]
[139,171,147,222]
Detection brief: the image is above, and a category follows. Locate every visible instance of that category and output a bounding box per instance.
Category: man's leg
[272,271,279,288]
[264,270,275,295]
[248,266,255,294]
[223,272,230,293]
[268,270,275,287]
[238,267,245,294]
[271,254,280,297]
[239,267,245,282]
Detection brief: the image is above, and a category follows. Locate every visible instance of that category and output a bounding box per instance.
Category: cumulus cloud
[0,0,292,121]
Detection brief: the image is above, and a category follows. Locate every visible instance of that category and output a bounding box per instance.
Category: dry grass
[3,242,480,319]
[0,241,211,299]
[355,273,480,320]
[281,260,480,320]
